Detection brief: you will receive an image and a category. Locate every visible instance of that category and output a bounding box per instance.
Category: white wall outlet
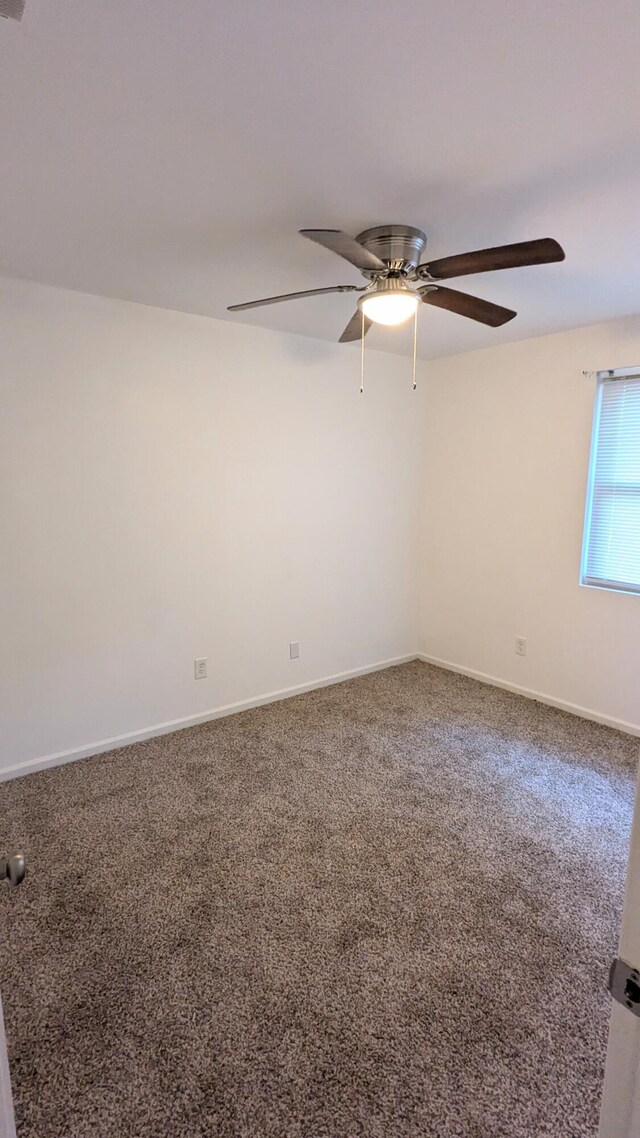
[515,637,527,657]
[194,657,207,679]
[289,642,300,660]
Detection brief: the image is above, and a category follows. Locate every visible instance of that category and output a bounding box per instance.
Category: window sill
[579,579,640,598]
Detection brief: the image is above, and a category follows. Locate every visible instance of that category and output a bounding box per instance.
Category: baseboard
[417,653,640,738]
[1,654,419,783]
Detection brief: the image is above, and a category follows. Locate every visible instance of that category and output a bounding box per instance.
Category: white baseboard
[1,654,419,783]
[8,651,636,783]
[417,653,640,738]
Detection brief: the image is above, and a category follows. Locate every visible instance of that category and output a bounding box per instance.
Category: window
[581,367,640,595]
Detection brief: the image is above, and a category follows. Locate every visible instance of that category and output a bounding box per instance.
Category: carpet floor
[0,661,637,1138]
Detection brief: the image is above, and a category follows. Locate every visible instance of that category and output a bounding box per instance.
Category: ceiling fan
[227,225,565,342]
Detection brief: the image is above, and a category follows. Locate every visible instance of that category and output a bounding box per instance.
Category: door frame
[599,754,640,1137]
[0,991,16,1138]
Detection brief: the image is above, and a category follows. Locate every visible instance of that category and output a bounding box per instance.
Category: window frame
[580,366,640,597]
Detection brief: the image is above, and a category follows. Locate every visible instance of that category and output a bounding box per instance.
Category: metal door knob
[0,853,26,888]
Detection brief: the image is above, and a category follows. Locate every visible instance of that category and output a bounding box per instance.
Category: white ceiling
[2,0,640,358]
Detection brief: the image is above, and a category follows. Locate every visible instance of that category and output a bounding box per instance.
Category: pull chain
[358,310,417,393]
[412,308,418,390]
[360,309,365,394]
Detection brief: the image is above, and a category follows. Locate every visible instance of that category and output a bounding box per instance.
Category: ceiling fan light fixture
[358,279,420,326]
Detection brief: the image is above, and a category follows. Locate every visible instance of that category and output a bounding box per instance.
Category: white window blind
[581,368,640,595]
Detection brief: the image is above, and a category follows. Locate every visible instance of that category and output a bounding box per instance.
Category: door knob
[0,853,26,888]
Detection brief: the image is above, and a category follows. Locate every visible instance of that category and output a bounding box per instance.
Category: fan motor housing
[356,225,427,274]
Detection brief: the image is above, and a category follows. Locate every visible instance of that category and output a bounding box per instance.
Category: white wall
[4,276,638,778]
[419,315,640,733]
[0,277,424,774]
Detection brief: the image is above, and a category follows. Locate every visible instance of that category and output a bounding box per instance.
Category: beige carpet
[0,661,636,1138]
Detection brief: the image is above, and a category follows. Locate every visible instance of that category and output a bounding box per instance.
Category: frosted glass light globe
[359,285,420,327]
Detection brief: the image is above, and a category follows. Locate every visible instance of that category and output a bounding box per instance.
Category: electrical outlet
[515,637,527,657]
[289,642,300,660]
[194,657,207,680]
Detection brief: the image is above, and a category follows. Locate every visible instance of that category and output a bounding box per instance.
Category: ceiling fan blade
[227,284,360,312]
[422,238,565,280]
[339,310,372,343]
[420,286,516,327]
[300,229,386,272]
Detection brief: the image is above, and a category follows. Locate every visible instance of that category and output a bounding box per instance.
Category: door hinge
[609,957,640,1018]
